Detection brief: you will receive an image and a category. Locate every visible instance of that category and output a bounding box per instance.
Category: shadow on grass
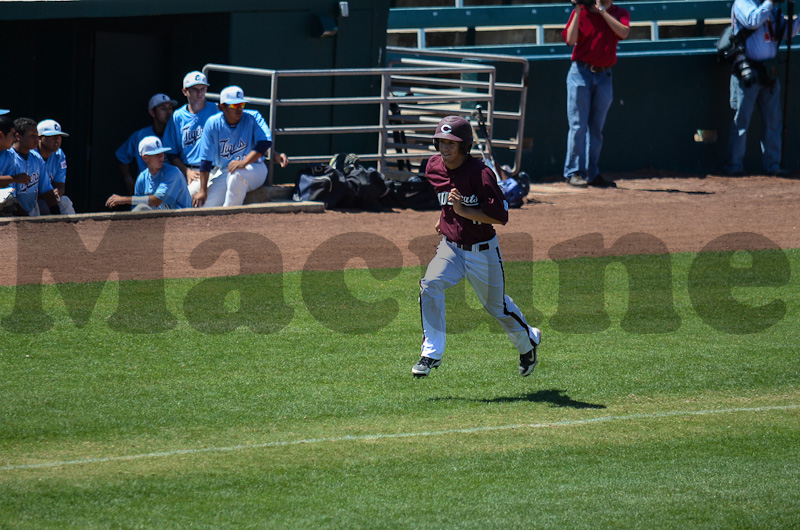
[430,389,606,409]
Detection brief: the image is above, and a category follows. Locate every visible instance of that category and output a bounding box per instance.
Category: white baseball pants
[419,235,540,360]
[189,161,267,207]
[38,196,75,216]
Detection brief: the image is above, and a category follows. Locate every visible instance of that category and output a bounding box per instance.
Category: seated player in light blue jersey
[10,118,60,216]
[192,86,272,207]
[0,114,29,215]
[36,120,76,215]
[115,93,177,193]
[105,136,191,211]
[162,71,219,189]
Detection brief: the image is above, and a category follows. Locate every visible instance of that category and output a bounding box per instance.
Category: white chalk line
[2,404,798,472]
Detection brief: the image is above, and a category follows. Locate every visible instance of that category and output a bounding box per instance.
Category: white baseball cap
[138,136,171,157]
[183,71,209,88]
[37,119,70,137]
[148,93,178,111]
[220,85,246,105]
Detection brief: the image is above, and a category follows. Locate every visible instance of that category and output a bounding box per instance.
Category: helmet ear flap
[433,138,439,151]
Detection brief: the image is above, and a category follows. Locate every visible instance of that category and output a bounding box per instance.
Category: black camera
[575,0,595,6]
[732,49,757,87]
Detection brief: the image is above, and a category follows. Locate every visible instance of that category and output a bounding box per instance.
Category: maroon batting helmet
[433,116,472,143]
[433,115,473,154]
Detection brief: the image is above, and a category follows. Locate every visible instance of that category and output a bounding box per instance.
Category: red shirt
[561,5,630,68]
[426,154,508,246]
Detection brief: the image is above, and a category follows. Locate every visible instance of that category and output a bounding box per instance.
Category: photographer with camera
[561,0,630,188]
[724,0,800,177]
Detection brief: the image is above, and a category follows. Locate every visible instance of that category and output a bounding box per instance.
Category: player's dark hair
[13,117,37,137]
[433,138,472,154]
[0,115,13,135]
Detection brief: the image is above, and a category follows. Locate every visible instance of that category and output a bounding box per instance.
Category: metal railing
[202,48,528,184]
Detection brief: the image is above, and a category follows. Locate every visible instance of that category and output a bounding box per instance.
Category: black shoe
[519,344,539,377]
[566,175,588,188]
[768,168,788,177]
[412,356,442,378]
[723,168,746,177]
[588,175,617,188]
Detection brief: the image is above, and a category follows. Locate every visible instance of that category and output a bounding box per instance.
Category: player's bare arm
[172,158,198,184]
[193,171,210,207]
[274,151,289,168]
[228,149,263,173]
[449,188,504,225]
[105,194,161,209]
[0,173,31,187]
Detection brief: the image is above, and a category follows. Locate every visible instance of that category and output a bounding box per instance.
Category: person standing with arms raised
[562,0,630,188]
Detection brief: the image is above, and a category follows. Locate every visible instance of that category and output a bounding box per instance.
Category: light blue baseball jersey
[115,125,155,174]
[245,109,273,141]
[134,163,192,210]
[11,148,52,214]
[0,148,21,195]
[37,148,68,185]
[198,111,270,169]
[0,148,21,176]
[162,102,219,166]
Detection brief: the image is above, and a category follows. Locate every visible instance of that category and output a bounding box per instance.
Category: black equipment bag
[293,164,355,209]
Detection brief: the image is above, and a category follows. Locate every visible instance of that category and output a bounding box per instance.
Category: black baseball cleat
[588,175,617,188]
[412,356,442,378]
[519,344,539,377]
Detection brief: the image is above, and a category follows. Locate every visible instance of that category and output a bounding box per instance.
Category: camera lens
[733,53,757,87]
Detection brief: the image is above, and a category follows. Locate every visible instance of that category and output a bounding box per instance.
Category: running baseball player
[412,115,541,378]
[36,119,76,215]
[162,71,218,188]
[10,118,59,216]
[105,136,191,211]
[192,85,271,207]
[116,93,177,193]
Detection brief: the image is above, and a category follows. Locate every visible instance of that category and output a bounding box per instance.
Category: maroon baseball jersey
[426,154,509,246]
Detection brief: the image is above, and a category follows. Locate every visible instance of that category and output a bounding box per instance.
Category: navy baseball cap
[138,136,171,157]
[433,116,472,143]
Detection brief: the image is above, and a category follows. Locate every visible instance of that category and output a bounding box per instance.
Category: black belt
[450,240,490,252]
[575,61,612,73]
[186,165,201,170]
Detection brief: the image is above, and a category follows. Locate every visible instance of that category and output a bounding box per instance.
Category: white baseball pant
[189,161,267,207]
[419,235,540,360]
[38,196,75,215]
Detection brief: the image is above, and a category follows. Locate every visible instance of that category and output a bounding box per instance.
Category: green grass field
[1,249,798,528]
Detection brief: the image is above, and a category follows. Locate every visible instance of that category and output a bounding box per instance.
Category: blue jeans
[563,62,613,181]
[724,74,783,174]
